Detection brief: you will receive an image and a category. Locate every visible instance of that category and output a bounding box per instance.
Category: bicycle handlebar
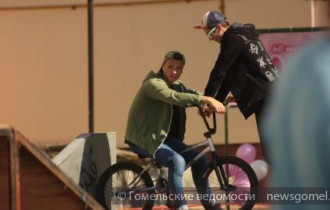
[198,107,217,137]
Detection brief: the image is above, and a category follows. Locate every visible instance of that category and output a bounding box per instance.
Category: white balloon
[250,159,269,180]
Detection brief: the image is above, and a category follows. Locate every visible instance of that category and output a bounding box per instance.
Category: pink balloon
[236,144,256,163]
[250,159,269,180]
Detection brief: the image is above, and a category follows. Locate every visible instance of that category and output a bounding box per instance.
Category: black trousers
[254,100,269,161]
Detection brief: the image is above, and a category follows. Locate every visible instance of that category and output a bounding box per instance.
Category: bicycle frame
[180,137,229,190]
[180,137,213,169]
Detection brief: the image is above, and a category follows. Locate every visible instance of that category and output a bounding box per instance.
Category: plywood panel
[0,126,104,210]
[0,134,11,210]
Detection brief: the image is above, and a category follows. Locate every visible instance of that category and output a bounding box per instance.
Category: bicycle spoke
[204,157,258,210]
[97,162,155,210]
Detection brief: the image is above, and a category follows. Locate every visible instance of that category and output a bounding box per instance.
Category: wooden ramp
[0,125,104,210]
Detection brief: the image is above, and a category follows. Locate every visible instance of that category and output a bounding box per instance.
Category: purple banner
[259,31,325,70]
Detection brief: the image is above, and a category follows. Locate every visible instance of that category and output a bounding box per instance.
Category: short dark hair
[162,51,186,65]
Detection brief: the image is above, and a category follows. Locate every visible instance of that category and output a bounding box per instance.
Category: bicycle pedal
[212,204,224,210]
[223,184,237,192]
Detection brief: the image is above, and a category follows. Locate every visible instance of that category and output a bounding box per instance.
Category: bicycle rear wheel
[97,162,155,210]
[203,156,258,210]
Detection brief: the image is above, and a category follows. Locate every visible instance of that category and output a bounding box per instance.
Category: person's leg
[154,143,187,209]
[164,138,217,209]
[254,100,270,162]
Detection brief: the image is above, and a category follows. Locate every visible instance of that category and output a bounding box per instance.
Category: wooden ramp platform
[0,125,104,210]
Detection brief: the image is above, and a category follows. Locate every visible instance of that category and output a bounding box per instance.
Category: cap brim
[194,25,208,29]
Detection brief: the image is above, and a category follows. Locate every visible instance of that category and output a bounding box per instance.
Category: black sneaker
[204,203,224,210]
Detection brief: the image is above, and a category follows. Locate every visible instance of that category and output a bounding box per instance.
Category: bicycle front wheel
[96,162,155,210]
[204,156,258,210]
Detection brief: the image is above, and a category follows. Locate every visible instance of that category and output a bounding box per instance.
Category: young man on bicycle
[125,51,225,210]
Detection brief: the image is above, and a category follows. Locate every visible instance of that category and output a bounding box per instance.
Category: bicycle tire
[96,162,155,210]
[203,156,258,210]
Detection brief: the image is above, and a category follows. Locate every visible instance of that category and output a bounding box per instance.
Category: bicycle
[96,108,258,210]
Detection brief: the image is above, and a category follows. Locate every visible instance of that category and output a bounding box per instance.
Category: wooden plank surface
[0,125,104,210]
[0,132,11,210]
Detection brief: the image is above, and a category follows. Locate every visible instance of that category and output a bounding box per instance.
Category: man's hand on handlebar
[202,96,226,116]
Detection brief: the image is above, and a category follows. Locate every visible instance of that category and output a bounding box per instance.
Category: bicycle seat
[137,154,152,159]
[136,155,162,169]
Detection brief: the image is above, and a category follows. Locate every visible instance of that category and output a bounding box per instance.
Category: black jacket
[204,23,280,119]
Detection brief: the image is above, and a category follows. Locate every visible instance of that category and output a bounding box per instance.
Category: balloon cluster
[235,143,269,181]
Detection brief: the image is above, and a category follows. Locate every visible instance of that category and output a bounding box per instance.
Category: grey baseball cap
[194,11,227,29]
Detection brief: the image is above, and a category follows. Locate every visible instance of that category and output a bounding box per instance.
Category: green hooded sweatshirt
[125,70,206,155]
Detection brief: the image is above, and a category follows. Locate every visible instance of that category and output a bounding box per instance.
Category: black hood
[226,22,258,40]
